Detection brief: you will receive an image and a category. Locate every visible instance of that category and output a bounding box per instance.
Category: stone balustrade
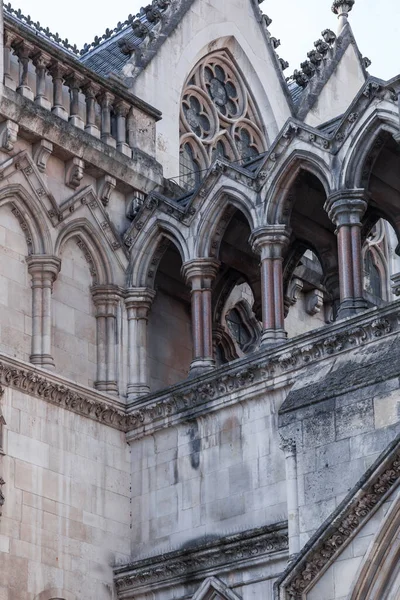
[2,19,161,159]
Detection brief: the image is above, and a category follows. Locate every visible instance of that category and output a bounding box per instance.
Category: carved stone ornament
[391,273,400,296]
[98,175,117,207]
[0,120,18,152]
[114,524,288,593]
[192,577,242,600]
[65,157,85,189]
[305,288,324,316]
[279,434,400,599]
[33,139,53,173]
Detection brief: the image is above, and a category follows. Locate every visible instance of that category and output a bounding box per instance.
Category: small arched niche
[0,203,33,361]
[52,237,97,387]
[148,239,192,391]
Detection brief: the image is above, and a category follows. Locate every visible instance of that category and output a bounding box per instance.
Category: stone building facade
[0,0,400,598]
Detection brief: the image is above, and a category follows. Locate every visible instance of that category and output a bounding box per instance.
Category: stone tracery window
[179,50,267,189]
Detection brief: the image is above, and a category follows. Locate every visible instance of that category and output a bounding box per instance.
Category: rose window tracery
[179,50,267,189]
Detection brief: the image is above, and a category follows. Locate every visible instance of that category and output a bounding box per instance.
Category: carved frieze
[114,523,288,593]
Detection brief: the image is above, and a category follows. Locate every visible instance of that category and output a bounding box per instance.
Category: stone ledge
[0,353,128,431]
[114,522,288,595]
[126,301,400,439]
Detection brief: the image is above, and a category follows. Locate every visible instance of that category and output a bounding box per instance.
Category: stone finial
[332,0,355,32]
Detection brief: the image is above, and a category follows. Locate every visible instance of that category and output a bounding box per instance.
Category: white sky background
[10,0,400,80]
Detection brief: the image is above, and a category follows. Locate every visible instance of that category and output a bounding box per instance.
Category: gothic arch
[349,489,400,600]
[196,184,257,258]
[0,183,52,254]
[128,219,190,288]
[264,151,332,225]
[341,109,398,190]
[55,219,113,285]
[179,46,268,188]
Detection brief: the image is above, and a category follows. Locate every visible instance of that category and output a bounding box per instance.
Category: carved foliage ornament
[179,50,267,189]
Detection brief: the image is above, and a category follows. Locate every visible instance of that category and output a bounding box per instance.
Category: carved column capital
[114,100,131,118]
[249,225,291,259]
[325,190,368,228]
[124,288,156,317]
[332,0,355,16]
[279,435,297,456]
[26,255,61,286]
[91,285,123,316]
[181,259,220,289]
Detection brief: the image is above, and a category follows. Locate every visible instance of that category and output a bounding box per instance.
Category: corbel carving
[285,277,303,316]
[391,273,400,296]
[98,175,117,207]
[65,157,85,189]
[0,120,18,152]
[305,288,324,316]
[33,139,53,173]
[126,191,146,220]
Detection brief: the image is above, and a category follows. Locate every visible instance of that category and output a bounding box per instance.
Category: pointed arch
[340,109,399,190]
[55,219,113,285]
[196,184,258,258]
[349,489,400,600]
[264,150,333,225]
[127,217,190,288]
[0,183,52,254]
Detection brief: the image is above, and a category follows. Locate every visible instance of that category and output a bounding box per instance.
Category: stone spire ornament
[332,0,355,32]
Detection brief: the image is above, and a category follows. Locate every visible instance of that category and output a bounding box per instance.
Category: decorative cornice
[114,523,288,593]
[277,432,400,599]
[126,302,400,439]
[0,354,129,431]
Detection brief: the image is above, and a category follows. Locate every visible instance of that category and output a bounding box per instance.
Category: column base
[30,354,55,370]
[35,96,51,111]
[337,297,368,320]
[126,383,150,402]
[52,106,69,121]
[101,134,117,148]
[117,142,132,157]
[17,85,34,100]
[69,115,84,130]
[188,358,215,378]
[95,381,119,395]
[260,328,287,348]
[85,124,100,139]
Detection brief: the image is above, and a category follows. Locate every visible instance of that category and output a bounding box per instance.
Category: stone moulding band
[125,303,400,438]
[277,433,400,599]
[0,303,397,433]
[114,522,288,593]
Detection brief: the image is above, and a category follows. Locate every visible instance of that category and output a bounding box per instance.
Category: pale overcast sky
[10,0,400,80]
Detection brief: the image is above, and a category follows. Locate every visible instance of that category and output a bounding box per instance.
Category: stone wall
[0,385,130,600]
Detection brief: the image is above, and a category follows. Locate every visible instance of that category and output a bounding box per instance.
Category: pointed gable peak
[192,577,242,600]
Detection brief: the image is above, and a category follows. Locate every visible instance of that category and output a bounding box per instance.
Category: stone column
[280,436,300,558]
[250,226,290,346]
[181,259,220,377]
[26,255,61,370]
[325,190,368,319]
[125,288,156,400]
[98,91,116,148]
[3,30,16,90]
[82,82,100,138]
[65,72,85,129]
[49,62,68,120]
[14,40,34,100]
[32,51,51,110]
[92,286,122,395]
[114,100,131,156]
